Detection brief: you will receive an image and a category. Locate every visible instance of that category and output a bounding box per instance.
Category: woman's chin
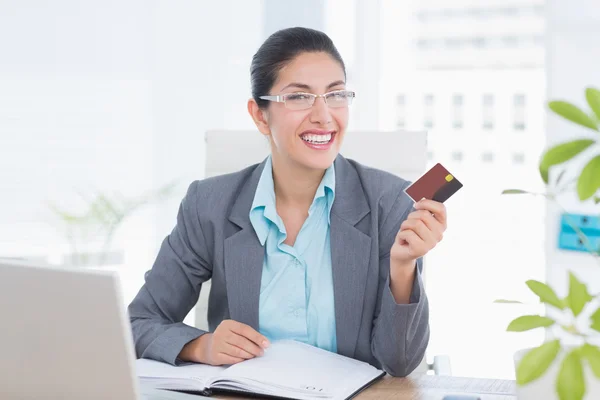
[297,153,338,171]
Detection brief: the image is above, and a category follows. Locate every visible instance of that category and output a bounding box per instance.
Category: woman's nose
[309,97,332,125]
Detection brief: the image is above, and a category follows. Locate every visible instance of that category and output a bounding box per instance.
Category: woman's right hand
[181,319,270,366]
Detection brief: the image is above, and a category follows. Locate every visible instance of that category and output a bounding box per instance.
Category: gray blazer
[128,155,429,377]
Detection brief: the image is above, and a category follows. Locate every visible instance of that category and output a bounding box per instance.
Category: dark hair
[250,27,346,109]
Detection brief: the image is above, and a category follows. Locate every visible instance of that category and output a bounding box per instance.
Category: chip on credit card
[404,163,463,203]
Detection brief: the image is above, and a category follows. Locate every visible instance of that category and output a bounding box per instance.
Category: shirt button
[294,309,301,317]
[294,259,302,267]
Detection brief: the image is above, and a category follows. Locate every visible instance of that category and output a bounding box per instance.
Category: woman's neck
[270,154,325,210]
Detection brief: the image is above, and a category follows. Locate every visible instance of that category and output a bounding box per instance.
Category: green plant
[500,87,600,400]
[49,181,178,267]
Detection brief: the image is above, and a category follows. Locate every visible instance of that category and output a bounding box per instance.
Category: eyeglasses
[259,89,356,110]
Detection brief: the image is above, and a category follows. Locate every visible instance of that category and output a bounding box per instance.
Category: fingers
[396,230,422,257]
[207,320,271,366]
[407,210,444,241]
[400,218,436,245]
[225,332,264,358]
[414,199,447,228]
[397,229,419,245]
[230,321,270,349]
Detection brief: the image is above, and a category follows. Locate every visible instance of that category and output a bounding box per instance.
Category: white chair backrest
[204,130,428,182]
[194,129,428,330]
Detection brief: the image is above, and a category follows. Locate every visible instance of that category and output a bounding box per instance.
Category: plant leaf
[549,100,598,131]
[502,189,530,195]
[568,271,593,317]
[516,340,561,385]
[556,349,585,400]
[591,307,600,333]
[507,315,555,332]
[577,155,600,201]
[526,280,565,310]
[586,87,600,121]
[581,343,600,379]
[595,196,600,205]
[538,139,595,184]
[494,299,524,304]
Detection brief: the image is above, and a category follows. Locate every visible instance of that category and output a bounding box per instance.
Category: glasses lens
[326,91,354,108]
[284,93,313,110]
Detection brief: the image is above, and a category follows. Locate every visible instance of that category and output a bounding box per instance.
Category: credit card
[404,163,463,203]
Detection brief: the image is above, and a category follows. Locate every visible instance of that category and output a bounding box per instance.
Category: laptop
[0,258,206,400]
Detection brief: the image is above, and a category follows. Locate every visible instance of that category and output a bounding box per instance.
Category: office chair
[196,129,451,376]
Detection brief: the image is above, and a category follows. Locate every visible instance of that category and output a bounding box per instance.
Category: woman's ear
[247,99,271,136]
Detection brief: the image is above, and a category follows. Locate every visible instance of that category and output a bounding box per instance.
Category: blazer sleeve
[370,185,430,377]
[127,181,213,366]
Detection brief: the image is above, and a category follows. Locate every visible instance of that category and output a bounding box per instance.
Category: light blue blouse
[249,156,337,352]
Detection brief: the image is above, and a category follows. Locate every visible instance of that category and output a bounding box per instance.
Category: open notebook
[136,340,385,400]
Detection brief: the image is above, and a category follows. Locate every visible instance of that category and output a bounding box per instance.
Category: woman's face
[252,52,350,172]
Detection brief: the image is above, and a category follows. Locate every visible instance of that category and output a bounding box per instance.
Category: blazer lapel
[224,160,267,331]
[330,156,371,359]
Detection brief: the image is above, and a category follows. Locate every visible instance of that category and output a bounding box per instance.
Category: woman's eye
[287,94,309,101]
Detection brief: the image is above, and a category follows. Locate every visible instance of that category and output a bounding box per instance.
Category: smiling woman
[127,27,448,378]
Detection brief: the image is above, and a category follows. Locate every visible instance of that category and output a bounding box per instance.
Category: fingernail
[262,340,270,348]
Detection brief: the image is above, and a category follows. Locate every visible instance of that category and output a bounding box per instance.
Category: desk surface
[216,374,516,400]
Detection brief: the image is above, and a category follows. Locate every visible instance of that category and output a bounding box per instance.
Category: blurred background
[1,0,599,380]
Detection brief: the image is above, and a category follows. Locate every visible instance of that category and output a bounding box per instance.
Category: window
[417,38,432,49]
[416,11,429,22]
[451,151,464,162]
[397,94,406,128]
[512,153,525,164]
[424,94,434,129]
[502,36,519,48]
[500,7,520,16]
[353,1,547,380]
[513,94,526,130]
[482,152,495,163]
[473,36,487,48]
[533,35,544,46]
[452,94,464,129]
[533,5,545,15]
[445,37,463,48]
[467,7,482,18]
[482,94,494,129]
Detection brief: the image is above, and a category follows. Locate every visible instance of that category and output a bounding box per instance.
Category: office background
[1,0,599,380]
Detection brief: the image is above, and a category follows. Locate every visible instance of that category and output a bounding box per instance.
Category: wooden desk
[354,374,516,400]
[217,374,516,400]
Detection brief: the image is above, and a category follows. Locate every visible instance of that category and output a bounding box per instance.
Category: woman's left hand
[390,199,447,272]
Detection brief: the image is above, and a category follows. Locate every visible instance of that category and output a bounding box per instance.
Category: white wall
[545,0,600,311]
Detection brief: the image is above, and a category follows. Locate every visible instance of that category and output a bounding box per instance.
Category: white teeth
[301,133,332,144]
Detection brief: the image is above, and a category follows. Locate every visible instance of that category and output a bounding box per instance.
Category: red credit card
[404,163,463,203]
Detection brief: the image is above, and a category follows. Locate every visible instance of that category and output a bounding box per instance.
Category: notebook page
[210,340,383,400]
[136,358,226,390]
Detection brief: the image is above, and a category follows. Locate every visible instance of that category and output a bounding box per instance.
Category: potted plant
[501,87,600,400]
[48,181,178,268]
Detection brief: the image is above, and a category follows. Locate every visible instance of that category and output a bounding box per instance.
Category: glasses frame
[259,89,356,109]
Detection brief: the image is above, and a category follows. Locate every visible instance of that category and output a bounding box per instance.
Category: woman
[128,27,447,378]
